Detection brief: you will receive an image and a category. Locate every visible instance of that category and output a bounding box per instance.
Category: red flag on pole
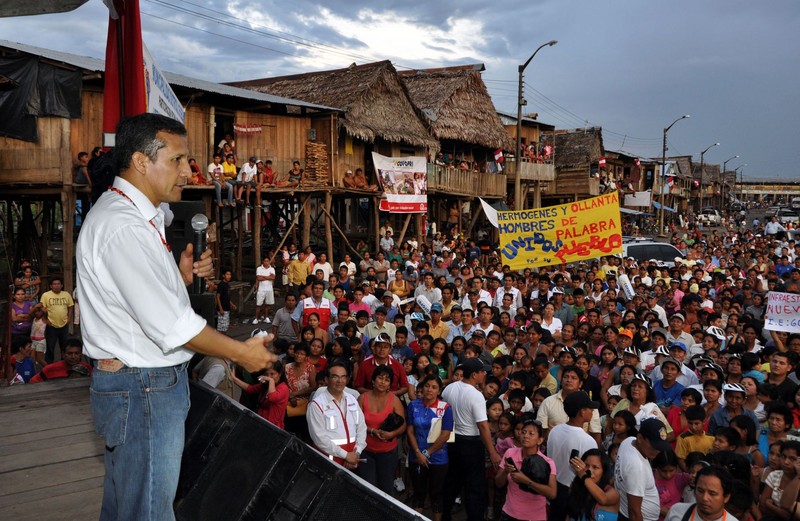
[103,0,147,141]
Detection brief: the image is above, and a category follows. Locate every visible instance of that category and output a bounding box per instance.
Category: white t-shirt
[312,262,334,280]
[207,162,224,181]
[665,503,738,521]
[441,380,487,437]
[615,437,660,521]
[256,265,275,292]
[547,423,598,486]
[239,162,257,182]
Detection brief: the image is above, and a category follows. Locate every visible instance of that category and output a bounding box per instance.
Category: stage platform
[0,378,103,521]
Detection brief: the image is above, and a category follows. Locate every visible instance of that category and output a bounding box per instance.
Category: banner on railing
[371,152,427,213]
[497,193,623,269]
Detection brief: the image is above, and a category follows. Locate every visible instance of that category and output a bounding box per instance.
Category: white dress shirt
[76,177,206,367]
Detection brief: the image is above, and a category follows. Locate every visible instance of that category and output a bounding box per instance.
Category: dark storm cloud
[0,0,797,177]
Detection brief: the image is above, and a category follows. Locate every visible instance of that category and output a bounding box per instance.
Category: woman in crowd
[612,374,672,432]
[742,375,766,421]
[308,337,328,374]
[358,365,406,494]
[428,338,453,385]
[10,287,33,344]
[541,302,562,341]
[495,418,557,521]
[232,361,289,429]
[307,312,329,346]
[568,449,620,521]
[389,269,413,299]
[285,343,317,439]
[406,375,453,521]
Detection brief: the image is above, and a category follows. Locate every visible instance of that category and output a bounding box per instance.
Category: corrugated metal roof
[496,109,555,128]
[0,39,339,111]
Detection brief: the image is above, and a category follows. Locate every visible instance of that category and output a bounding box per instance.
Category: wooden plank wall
[233,111,311,177]
[0,118,64,184]
[184,105,210,163]
[68,90,104,175]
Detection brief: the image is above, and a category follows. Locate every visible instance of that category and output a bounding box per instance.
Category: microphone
[191,213,209,294]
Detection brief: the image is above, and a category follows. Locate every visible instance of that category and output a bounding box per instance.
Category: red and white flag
[494,148,504,163]
[598,156,606,168]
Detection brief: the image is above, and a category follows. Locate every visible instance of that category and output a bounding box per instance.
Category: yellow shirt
[222,161,237,181]
[287,260,311,286]
[427,320,450,341]
[675,431,715,460]
[40,290,74,328]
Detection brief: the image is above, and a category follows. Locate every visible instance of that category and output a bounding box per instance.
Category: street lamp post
[658,115,690,236]
[515,39,557,211]
[698,142,719,210]
[734,164,747,203]
[721,155,739,208]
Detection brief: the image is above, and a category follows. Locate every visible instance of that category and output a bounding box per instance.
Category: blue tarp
[652,201,676,212]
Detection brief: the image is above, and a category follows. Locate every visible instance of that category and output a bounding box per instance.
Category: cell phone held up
[570,449,580,461]
[505,457,517,470]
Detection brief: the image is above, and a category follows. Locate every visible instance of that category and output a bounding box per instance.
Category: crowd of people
[12,133,800,521]
[189,216,800,521]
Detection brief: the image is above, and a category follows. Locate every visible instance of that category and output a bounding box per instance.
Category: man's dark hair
[65,338,83,349]
[696,465,734,497]
[115,113,186,172]
[328,360,351,376]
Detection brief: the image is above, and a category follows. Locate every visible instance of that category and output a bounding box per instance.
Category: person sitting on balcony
[353,168,377,191]
[435,152,446,165]
[343,169,357,188]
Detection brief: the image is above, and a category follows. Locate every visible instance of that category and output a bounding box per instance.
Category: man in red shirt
[354,333,408,397]
[30,339,92,382]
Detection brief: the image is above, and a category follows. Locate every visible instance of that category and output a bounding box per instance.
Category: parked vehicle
[791,197,800,211]
[776,207,799,225]
[697,207,722,226]
[620,238,684,267]
[765,206,783,219]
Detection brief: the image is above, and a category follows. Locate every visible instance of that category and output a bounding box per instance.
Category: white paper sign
[764,292,800,333]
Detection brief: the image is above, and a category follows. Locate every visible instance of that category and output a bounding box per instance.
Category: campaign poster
[498,193,623,269]
[371,152,427,214]
[764,292,800,333]
[143,43,185,123]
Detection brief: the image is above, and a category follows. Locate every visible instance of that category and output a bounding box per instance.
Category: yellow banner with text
[498,193,623,269]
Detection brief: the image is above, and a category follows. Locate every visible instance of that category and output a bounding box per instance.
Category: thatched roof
[670,156,694,179]
[541,127,604,169]
[399,66,513,149]
[231,61,437,149]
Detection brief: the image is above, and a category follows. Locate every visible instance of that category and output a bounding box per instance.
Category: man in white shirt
[665,465,739,521]
[76,114,273,521]
[307,361,366,469]
[235,156,258,206]
[547,391,600,521]
[207,153,233,206]
[254,256,276,324]
[441,359,501,521]
[615,418,671,521]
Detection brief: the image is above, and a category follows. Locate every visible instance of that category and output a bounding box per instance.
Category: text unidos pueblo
[499,193,621,264]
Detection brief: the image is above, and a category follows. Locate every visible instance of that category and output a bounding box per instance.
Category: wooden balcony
[504,159,556,182]
[426,164,506,198]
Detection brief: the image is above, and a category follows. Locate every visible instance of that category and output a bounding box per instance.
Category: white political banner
[372,152,427,213]
[143,43,185,122]
[764,292,800,333]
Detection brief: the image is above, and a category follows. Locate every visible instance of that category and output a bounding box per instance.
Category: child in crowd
[531,387,551,418]
[653,450,690,520]
[604,409,637,451]
[675,405,715,470]
[29,303,47,368]
[9,336,37,384]
[666,388,703,440]
[486,398,504,439]
[711,427,742,453]
[681,453,709,503]
[505,389,527,418]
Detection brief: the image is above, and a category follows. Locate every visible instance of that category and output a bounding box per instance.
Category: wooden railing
[504,159,556,182]
[426,164,506,198]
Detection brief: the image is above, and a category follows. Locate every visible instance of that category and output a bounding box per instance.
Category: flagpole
[658,115,690,237]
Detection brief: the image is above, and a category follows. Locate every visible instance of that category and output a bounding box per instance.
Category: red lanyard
[108,187,171,252]
[331,398,351,444]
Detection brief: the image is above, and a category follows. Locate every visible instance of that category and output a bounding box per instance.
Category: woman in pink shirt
[495,418,557,521]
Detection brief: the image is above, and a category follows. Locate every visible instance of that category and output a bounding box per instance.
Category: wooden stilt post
[59,119,75,296]
[373,196,380,252]
[324,191,333,262]
[253,199,262,267]
[268,197,308,264]
[302,194,312,248]
[236,207,243,280]
[396,214,412,247]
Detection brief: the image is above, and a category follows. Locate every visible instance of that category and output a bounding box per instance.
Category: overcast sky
[2,0,798,179]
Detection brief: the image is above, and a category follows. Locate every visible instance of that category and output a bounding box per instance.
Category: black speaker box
[175,382,427,521]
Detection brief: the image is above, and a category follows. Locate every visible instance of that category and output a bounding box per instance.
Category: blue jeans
[90,362,190,521]
[212,180,234,204]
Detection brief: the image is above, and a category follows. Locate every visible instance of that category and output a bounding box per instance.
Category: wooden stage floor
[0,378,103,520]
